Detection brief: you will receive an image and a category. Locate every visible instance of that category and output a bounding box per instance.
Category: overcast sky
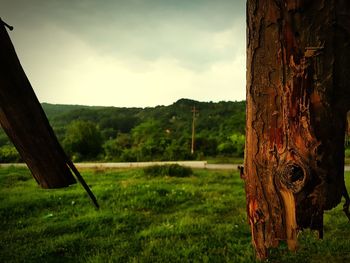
[2,0,246,107]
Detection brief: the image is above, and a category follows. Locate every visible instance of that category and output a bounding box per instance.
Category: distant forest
[0,99,247,163]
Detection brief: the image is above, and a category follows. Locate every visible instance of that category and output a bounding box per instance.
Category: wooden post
[0,18,75,188]
[245,1,350,259]
[0,18,99,209]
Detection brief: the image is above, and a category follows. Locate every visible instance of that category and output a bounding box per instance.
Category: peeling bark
[245,0,350,259]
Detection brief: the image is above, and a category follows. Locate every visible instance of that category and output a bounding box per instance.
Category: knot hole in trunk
[279,163,308,193]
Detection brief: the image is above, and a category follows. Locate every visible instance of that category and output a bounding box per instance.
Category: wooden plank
[0,19,76,189]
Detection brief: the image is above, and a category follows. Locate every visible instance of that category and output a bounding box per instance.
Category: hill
[0,99,246,162]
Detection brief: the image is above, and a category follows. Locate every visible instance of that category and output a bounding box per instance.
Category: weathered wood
[0,18,75,189]
[245,0,350,259]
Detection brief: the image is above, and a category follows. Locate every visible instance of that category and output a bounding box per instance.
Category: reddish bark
[245,0,350,259]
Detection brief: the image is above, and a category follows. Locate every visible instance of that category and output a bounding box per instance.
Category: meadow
[0,167,349,262]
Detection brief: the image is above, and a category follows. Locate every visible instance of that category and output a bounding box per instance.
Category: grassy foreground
[0,167,349,263]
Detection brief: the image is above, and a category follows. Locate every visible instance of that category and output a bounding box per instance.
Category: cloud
[14,24,245,107]
[2,0,245,69]
[1,0,246,106]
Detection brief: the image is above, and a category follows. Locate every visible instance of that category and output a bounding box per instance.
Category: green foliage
[4,99,349,163]
[103,139,122,161]
[163,138,193,161]
[63,120,103,161]
[217,141,235,155]
[103,133,136,161]
[0,129,9,147]
[0,146,21,162]
[119,148,137,162]
[217,133,245,157]
[143,164,193,177]
[2,100,349,164]
[345,148,350,158]
[0,167,349,262]
[131,120,168,161]
[1,99,247,162]
[52,99,247,161]
[229,133,245,157]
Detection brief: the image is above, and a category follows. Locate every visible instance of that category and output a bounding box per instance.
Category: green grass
[0,167,349,262]
[143,164,193,177]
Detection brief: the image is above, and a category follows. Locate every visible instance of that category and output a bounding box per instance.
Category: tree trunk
[245,0,350,259]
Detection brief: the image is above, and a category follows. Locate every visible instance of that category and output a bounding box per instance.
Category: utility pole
[191,106,198,154]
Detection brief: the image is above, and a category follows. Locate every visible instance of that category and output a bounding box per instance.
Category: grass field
[0,167,349,262]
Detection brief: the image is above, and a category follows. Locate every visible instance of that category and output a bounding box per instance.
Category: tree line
[0,98,349,163]
[0,99,247,162]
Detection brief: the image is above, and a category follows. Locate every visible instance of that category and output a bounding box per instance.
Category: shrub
[120,148,137,162]
[63,120,102,160]
[0,145,21,163]
[143,164,193,177]
[103,139,123,161]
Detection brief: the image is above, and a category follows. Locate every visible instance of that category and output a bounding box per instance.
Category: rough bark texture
[0,20,76,188]
[245,0,350,259]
